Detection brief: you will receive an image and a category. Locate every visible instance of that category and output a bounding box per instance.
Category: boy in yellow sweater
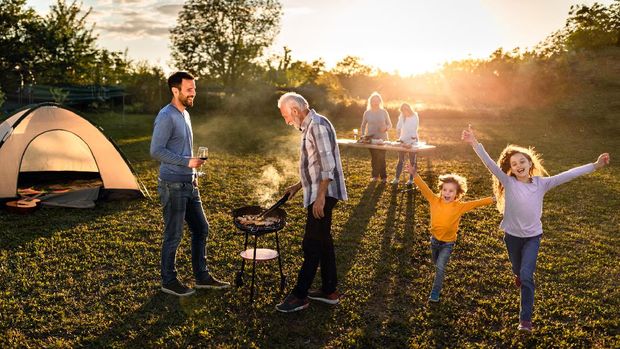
[407,165,494,302]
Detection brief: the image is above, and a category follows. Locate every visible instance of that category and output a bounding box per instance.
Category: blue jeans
[430,236,455,297]
[158,179,209,285]
[394,151,417,180]
[504,233,541,322]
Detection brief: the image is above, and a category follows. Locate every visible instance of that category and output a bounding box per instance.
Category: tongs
[257,192,290,219]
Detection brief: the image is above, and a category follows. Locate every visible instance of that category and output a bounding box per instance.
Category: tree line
[1,0,618,114]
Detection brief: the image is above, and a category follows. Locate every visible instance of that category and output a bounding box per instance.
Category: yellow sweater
[414,174,493,242]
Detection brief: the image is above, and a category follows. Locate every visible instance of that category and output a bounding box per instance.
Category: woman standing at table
[360,92,392,182]
[391,102,419,185]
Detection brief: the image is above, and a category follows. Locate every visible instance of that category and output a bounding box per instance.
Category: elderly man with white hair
[275,92,348,313]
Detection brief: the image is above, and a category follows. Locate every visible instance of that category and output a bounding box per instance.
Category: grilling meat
[236,215,280,226]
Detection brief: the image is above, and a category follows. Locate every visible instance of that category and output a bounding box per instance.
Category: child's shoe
[406,179,414,186]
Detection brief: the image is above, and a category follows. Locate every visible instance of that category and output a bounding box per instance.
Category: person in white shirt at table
[391,102,419,185]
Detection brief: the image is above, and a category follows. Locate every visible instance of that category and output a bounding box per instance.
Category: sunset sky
[26,0,615,75]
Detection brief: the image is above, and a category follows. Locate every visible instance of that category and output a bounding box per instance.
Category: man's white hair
[277,92,309,111]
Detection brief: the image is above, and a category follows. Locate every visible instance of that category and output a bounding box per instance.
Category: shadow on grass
[266,182,387,348]
[0,201,133,250]
[335,181,385,278]
[354,157,432,346]
[83,292,189,347]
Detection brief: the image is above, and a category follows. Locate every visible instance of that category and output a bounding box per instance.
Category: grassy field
[0,105,618,348]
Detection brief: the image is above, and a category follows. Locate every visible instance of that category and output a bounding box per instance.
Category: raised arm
[413,174,436,202]
[541,153,610,191]
[461,125,510,185]
[459,196,494,214]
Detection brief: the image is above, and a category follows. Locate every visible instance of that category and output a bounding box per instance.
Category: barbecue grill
[232,205,287,302]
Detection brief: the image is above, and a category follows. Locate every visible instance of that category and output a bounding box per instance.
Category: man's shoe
[161,279,195,297]
[308,289,341,305]
[428,291,440,303]
[195,275,231,290]
[518,320,533,332]
[275,293,309,313]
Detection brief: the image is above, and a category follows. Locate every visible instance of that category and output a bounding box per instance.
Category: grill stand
[235,229,287,303]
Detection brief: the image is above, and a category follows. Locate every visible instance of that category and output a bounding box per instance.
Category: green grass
[1,105,618,348]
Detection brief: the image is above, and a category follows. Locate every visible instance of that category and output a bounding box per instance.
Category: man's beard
[179,94,194,108]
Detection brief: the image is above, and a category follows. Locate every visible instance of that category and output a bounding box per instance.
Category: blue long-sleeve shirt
[150,104,194,182]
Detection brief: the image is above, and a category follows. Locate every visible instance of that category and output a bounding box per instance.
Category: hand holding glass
[196,146,208,177]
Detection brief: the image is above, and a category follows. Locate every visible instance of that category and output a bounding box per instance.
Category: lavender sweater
[473,143,595,238]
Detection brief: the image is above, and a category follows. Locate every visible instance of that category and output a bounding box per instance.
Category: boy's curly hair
[494,144,548,213]
[437,173,468,199]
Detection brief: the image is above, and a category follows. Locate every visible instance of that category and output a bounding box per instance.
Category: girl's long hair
[494,144,548,213]
[399,103,414,118]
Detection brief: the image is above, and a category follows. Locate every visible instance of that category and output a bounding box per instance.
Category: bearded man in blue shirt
[150,71,230,296]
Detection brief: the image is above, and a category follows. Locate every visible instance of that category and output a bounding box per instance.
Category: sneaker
[161,279,196,297]
[195,275,231,290]
[275,293,309,313]
[308,289,341,305]
[514,275,522,288]
[406,179,414,186]
[518,320,533,332]
[391,178,399,185]
[428,291,440,303]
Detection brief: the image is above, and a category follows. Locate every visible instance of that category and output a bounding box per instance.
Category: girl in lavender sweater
[461,125,610,332]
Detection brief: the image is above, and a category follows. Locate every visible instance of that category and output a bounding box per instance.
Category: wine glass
[196,146,208,177]
[353,128,358,140]
[198,146,208,160]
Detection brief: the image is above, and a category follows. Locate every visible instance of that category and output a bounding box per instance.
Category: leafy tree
[171,0,282,91]
[122,61,167,113]
[1,0,129,91]
[37,0,101,85]
[265,47,325,87]
[332,56,373,77]
[0,0,43,94]
[537,1,620,55]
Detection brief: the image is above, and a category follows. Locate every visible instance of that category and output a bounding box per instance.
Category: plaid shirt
[299,109,348,207]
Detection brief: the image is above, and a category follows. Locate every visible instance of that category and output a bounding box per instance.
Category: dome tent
[0,103,146,204]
